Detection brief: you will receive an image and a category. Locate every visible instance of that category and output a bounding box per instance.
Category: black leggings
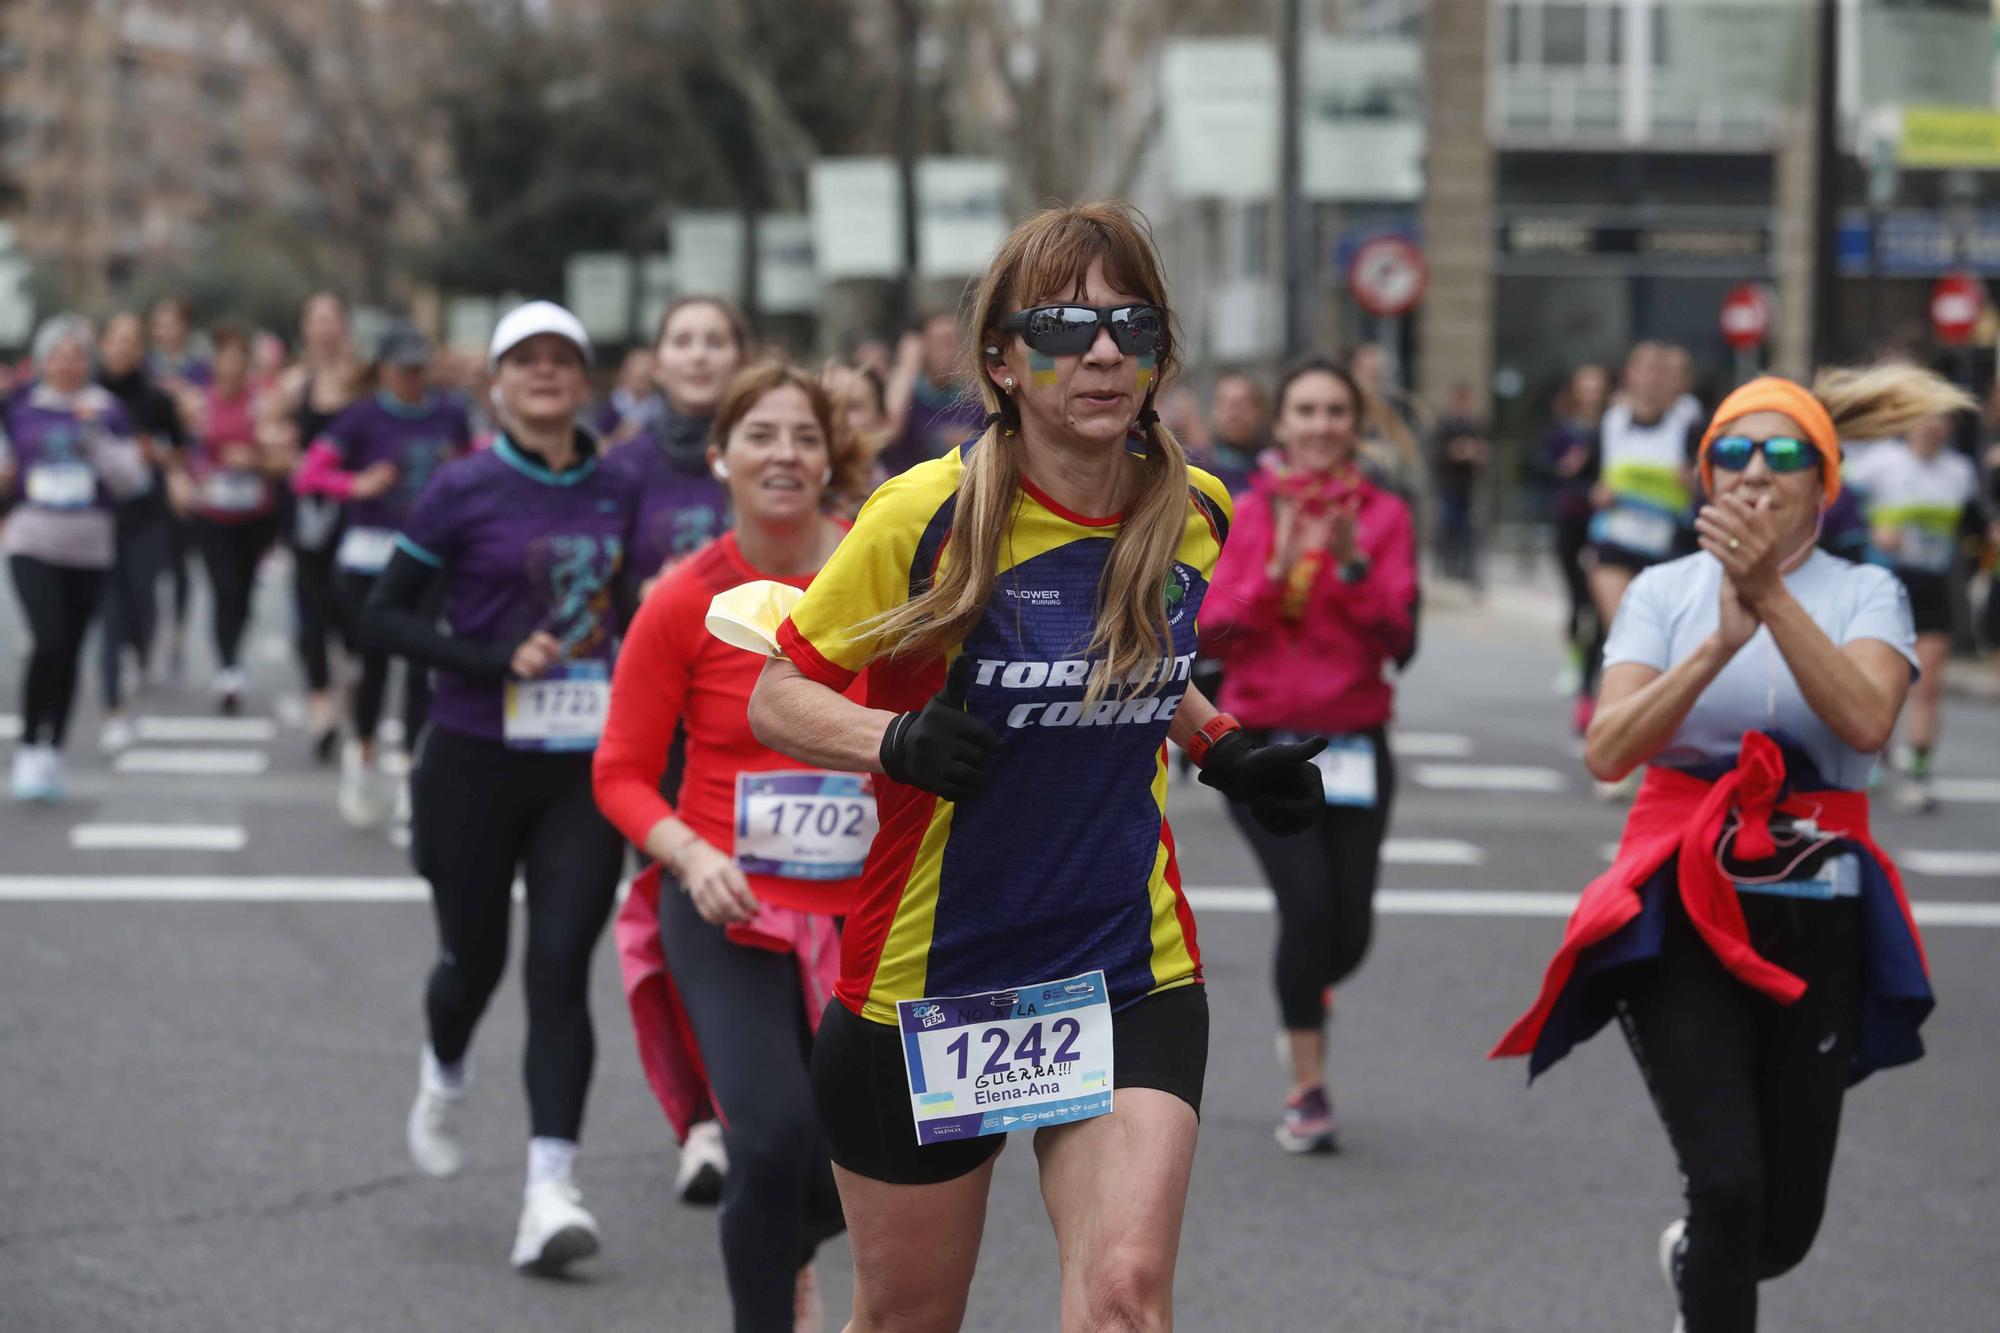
[1617,891,1861,1333]
[339,569,427,743]
[193,516,276,672]
[10,555,105,749]
[1227,728,1395,1032]
[100,513,166,709]
[411,725,625,1140]
[165,510,192,626]
[292,539,349,694]
[1554,509,1594,652]
[660,882,844,1331]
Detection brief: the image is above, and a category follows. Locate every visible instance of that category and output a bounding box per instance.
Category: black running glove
[1198,730,1326,836]
[879,656,999,803]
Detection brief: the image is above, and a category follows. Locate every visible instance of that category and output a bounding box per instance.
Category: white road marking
[1933,778,2000,803]
[68,824,248,851]
[0,714,19,739]
[5,878,1995,928]
[1383,839,1486,867]
[113,749,270,776]
[1389,732,1474,759]
[134,717,278,743]
[0,876,429,902]
[1412,764,1569,793]
[256,635,291,664]
[1899,850,2000,878]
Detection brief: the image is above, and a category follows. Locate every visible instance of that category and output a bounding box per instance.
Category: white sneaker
[214,666,247,716]
[1659,1218,1686,1333]
[675,1118,727,1205]
[24,746,64,802]
[338,742,387,828]
[99,715,136,755]
[406,1053,466,1178]
[1890,775,1939,816]
[10,746,45,801]
[511,1177,600,1275]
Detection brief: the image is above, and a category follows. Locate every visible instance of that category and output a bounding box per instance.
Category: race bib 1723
[502,660,610,752]
[896,970,1114,1146]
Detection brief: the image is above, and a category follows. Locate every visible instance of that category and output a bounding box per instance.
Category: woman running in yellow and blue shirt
[749,202,1323,1332]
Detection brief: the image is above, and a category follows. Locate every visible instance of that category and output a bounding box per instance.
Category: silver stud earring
[1003,378,1015,390]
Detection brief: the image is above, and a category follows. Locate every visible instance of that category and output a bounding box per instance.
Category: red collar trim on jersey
[1019,472,1122,527]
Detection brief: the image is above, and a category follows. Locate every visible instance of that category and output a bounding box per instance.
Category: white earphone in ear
[712,459,730,481]
[823,466,834,486]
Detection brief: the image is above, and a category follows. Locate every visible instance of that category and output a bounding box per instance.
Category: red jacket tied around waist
[1492,731,1933,1084]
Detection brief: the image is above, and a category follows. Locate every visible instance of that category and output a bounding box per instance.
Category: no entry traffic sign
[1347,236,1427,318]
[1931,273,1984,346]
[1719,284,1771,351]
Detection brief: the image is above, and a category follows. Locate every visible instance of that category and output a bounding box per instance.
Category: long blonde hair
[862,201,1193,702]
[1812,362,1974,441]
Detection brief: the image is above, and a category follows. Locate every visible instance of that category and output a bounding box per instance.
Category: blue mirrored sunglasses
[1708,434,1817,474]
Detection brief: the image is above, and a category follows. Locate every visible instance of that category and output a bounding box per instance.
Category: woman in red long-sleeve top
[1199,357,1418,1156]
[593,360,871,1331]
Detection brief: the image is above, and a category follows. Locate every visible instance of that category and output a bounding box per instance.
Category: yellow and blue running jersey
[777,443,1233,1025]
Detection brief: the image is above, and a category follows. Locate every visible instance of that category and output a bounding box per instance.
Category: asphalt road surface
[4,558,1996,1331]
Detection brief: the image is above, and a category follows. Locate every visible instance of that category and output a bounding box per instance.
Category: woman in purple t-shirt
[294,322,471,828]
[363,302,636,1277]
[605,296,751,606]
[3,315,150,801]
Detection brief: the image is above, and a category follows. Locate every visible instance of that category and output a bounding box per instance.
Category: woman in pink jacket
[1202,357,1418,1155]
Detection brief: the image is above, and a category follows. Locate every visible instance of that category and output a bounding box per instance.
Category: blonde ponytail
[1813,362,1974,441]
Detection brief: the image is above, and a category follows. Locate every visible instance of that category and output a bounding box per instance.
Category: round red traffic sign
[1931,273,1984,346]
[1347,236,1427,318]
[1719,283,1771,351]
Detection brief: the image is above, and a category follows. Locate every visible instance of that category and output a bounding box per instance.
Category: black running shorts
[810,982,1209,1186]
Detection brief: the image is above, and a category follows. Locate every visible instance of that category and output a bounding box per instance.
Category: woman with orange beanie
[1492,366,1961,1332]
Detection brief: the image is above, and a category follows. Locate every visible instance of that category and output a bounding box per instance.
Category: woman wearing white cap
[361,302,638,1274]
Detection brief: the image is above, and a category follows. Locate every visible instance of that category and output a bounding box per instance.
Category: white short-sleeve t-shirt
[1602,549,1918,789]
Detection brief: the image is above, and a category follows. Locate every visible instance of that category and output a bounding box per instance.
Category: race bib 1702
[896,970,1114,1146]
[734,771,877,880]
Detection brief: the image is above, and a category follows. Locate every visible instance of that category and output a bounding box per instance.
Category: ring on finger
[1728,537,1741,551]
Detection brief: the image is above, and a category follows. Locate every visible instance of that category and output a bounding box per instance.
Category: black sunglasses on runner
[999,304,1166,357]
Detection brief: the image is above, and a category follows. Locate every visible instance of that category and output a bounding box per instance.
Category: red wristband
[1187,712,1241,767]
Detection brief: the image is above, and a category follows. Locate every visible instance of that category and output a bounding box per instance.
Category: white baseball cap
[488,300,593,369]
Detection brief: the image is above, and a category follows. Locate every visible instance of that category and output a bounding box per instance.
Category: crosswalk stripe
[1383,839,1485,867]
[1412,764,1569,793]
[134,717,278,743]
[1389,732,1474,759]
[69,824,248,851]
[4,877,1996,928]
[113,749,270,776]
[0,714,19,740]
[1899,850,2000,878]
[1933,778,2000,803]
